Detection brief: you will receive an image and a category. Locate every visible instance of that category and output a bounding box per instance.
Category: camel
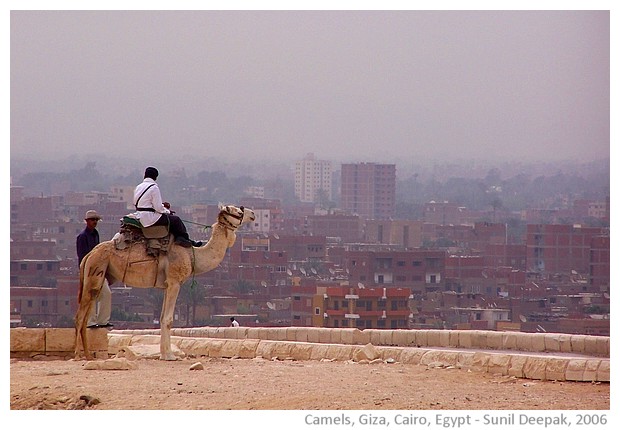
[74,204,256,360]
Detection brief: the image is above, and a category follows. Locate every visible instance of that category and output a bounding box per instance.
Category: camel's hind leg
[159,279,181,361]
[74,264,106,360]
[74,293,94,359]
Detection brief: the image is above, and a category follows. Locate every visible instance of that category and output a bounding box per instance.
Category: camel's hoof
[160,354,178,361]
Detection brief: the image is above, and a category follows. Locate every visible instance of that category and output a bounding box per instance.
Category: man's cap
[84,210,102,220]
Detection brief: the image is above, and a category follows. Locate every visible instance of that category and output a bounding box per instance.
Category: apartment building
[340,162,395,220]
[362,219,424,248]
[526,224,609,275]
[345,249,446,293]
[318,285,411,329]
[294,153,332,204]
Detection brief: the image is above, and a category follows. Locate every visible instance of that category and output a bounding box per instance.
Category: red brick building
[526,224,608,275]
[340,163,396,220]
[345,249,446,293]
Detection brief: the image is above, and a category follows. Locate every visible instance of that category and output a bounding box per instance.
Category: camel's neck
[192,222,236,274]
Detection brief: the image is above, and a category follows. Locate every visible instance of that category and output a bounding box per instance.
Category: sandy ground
[10,355,609,411]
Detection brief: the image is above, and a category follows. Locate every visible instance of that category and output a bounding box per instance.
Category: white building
[294,153,332,204]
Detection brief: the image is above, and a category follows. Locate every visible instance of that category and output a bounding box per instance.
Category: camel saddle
[115,216,173,257]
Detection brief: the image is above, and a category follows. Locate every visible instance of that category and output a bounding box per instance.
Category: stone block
[565,359,586,381]
[366,329,381,345]
[583,359,601,382]
[255,340,276,359]
[295,328,310,343]
[597,360,610,382]
[317,328,331,344]
[235,327,249,339]
[584,336,598,355]
[307,327,321,343]
[486,331,503,350]
[391,329,409,346]
[545,358,568,381]
[378,329,393,346]
[426,330,441,347]
[107,334,132,354]
[438,330,450,347]
[354,343,381,361]
[327,328,340,344]
[456,352,475,370]
[175,338,199,355]
[10,328,45,353]
[470,352,491,373]
[341,329,357,345]
[326,344,354,361]
[400,348,428,365]
[378,347,403,362]
[285,327,298,341]
[118,343,184,360]
[419,350,458,367]
[522,357,547,380]
[487,354,511,375]
[531,333,547,352]
[594,336,610,357]
[507,354,528,378]
[415,330,429,347]
[206,339,226,357]
[501,332,518,350]
[275,328,288,341]
[448,330,460,347]
[457,330,472,348]
[130,334,162,345]
[219,339,242,358]
[570,334,586,353]
[46,328,72,352]
[309,343,330,361]
[515,333,533,351]
[290,343,313,361]
[271,341,295,359]
[543,334,561,353]
[237,339,259,358]
[470,330,488,349]
[558,334,572,353]
[246,327,261,340]
[257,328,270,340]
[353,329,371,345]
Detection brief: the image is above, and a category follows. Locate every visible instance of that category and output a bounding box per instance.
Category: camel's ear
[218,202,224,211]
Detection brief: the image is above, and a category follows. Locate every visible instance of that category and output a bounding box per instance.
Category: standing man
[133,166,202,247]
[76,209,112,329]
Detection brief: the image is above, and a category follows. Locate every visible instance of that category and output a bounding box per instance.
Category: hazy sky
[10,8,610,164]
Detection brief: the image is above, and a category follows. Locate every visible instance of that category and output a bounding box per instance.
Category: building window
[27,300,33,307]
[314,307,320,315]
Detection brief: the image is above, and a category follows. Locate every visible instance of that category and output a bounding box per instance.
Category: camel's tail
[77,254,87,304]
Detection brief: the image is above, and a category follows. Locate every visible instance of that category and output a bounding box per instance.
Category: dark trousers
[153,213,190,241]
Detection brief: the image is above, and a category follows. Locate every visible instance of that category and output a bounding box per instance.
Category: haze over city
[10,8,610,166]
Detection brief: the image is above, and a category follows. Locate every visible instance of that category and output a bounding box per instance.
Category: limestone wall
[104,333,610,382]
[10,327,109,359]
[114,327,609,358]
[10,327,610,382]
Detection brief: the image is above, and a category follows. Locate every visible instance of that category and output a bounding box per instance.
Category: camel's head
[218,204,256,230]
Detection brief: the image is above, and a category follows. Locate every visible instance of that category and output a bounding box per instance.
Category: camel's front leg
[159,280,181,361]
